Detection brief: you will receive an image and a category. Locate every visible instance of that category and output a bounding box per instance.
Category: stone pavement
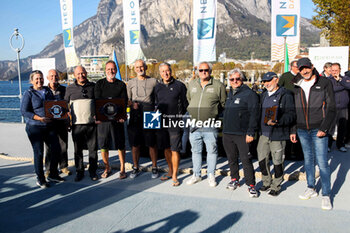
[0,123,349,233]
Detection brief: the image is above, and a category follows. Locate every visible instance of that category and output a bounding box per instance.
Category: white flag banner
[59,0,80,68]
[193,0,217,65]
[32,58,55,86]
[123,0,146,65]
[271,0,300,61]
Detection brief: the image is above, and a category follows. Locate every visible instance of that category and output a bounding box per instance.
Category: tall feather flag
[284,43,289,73]
[113,50,122,81]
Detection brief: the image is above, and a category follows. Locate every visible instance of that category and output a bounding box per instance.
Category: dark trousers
[223,133,255,186]
[25,124,60,181]
[329,108,348,149]
[72,124,98,174]
[45,121,68,171]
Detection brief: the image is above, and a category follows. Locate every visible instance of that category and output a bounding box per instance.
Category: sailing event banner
[59,0,80,68]
[193,0,217,65]
[123,0,146,65]
[271,0,300,61]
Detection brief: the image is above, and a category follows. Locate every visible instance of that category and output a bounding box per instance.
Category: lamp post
[9,28,25,123]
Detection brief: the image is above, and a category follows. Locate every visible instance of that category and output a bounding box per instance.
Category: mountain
[0,0,319,80]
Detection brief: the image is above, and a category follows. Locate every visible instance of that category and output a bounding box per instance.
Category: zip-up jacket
[21,86,54,126]
[291,72,336,133]
[154,78,188,116]
[187,77,226,122]
[64,80,95,125]
[329,75,350,109]
[223,84,259,136]
[259,87,296,141]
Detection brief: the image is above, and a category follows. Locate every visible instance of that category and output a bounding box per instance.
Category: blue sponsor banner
[197,18,215,40]
[129,30,140,44]
[63,28,73,48]
[276,15,297,37]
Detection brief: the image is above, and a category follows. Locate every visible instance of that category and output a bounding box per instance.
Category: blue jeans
[26,124,60,181]
[297,129,331,196]
[189,128,218,177]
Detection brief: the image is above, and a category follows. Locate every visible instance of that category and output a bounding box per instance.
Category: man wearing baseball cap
[257,72,295,196]
[290,58,336,210]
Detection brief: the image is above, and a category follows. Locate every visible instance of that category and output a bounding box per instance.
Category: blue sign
[143,111,161,129]
[276,15,297,37]
[197,18,215,40]
[63,28,73,47]
[130,30,140,44]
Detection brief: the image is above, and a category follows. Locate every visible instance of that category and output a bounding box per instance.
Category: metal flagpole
[9,28,25,123]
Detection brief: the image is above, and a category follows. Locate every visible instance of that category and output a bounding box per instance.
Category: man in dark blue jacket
[328,63,350,152]
[222,68,259,198]
[257,72,295,196]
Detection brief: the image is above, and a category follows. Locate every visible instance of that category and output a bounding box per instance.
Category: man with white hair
[127,59,159,179]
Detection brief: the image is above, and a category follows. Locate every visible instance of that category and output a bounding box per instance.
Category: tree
[312,0,350,66]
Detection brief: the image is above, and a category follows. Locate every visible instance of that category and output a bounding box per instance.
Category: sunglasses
[229,78,241,82]
[199,69,210,72]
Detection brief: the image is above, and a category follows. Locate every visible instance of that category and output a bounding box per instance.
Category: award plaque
[264,105,278,124]
[44,100,69,119]
[95,98,126,121]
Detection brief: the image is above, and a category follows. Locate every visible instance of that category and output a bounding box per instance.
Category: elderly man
[44,69,71,177]
[186,62,226,187]
[321,62,332,78]
[127,59,158,179]
[328,63,350,152]
[222,68,259,197]
[290,58,336,210]
[154,63,188,186]
[258,72,295,196]
[278,60,299,91]
[65,66,98,182]
[95,60,128,179]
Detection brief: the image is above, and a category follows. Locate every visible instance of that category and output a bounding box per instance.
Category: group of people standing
[21,57,346,211]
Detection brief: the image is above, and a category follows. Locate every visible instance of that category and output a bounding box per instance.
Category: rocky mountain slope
[0,0,319,80]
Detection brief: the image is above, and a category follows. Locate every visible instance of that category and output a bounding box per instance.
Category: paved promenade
[0,123,349,233]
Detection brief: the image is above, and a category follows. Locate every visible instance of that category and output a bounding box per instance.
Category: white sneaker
[186,175,202,185]
[321,196,332,210]
[299,188,318,200]
[208,173,217,187]
[339,147,347,152]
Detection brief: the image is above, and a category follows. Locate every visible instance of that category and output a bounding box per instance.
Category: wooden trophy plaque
[44,100,69,119]
[95,98,126,122]
[264,105,278,124]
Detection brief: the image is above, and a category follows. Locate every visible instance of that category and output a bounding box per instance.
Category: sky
[0,0,316,61]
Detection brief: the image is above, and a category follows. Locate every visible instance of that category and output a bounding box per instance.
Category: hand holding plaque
[264,105,278,125]
[44,100,69,120]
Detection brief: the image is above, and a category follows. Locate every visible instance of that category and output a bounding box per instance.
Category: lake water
[0,80,31,122]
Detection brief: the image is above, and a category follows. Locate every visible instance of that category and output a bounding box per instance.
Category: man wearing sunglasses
[186,62,226,187]
[257,72,295,197]
[290,58,335,210]
[222,68,259,197]
[65,65,98,182]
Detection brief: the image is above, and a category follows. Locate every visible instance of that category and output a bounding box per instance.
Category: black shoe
[90,173,98,181]
[75,172,84,182]
[48,175,65,183]
[36,179,50,188]
[268,189,280,196]
[260,185,270,192]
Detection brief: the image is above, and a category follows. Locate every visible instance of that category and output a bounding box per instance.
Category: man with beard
[290,58,335,210]
[258,72,295,196]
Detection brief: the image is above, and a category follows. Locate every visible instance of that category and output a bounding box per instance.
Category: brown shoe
[61,167,72,176]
